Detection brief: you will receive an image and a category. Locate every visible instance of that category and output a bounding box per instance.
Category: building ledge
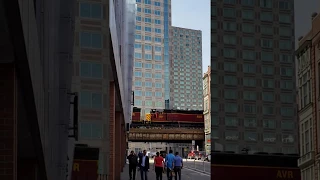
[298,151,315,168]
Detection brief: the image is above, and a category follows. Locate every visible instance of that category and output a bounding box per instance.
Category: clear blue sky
[171,0,210,73]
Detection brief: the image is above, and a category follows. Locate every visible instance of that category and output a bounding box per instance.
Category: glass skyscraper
[211,0,298,154]
[133,0,171,116]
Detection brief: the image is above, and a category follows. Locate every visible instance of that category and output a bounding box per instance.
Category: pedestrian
[127,151,138,180]
[138,150,149,180]
[153,152,164,180]
[165,150,175,180]
[173,152,183,180]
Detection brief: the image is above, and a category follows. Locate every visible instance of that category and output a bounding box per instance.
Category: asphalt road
[183,159,211,174]
[121,159,210,180]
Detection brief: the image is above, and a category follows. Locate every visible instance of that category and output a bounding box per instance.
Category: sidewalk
[121,163,158,180]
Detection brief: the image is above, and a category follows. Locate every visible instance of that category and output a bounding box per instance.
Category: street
[121,159,210,180]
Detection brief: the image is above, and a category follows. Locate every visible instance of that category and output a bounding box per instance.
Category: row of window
[134,62,162,69]
[136,16,162,24]
[134,71,164,78]
[215,0,292,10]
[212,104,294,116]
[80,2,103,19]
[215,63,293,75]
[136,7,161,16]
[134,100,163,107]
[212,131,295,144]
[134,81,162,88]
[134,53,162,61]
[212,8,292,24]
[217,22,292,36]
[211,90,294,103]
[134,43,162,52]
[211,118,295,129]
[211,48,293,63]
[135,34,162,43]
[135,79,162,86]
[135,91,163,97]
[217,36,292,49]
[136,26,162,33]
[211,76,294,87]
[214,144,296,154]
[136,0,161,7]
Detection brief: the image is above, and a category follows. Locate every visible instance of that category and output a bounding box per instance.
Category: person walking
[127,151,138,180]
[153,152,164,180]
[138,150,149,180]
[173,152,183,180]
[165,150,175,180]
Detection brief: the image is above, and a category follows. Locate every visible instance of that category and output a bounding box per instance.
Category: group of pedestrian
[127,149,183,180]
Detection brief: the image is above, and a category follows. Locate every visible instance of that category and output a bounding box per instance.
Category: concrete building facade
[170,26,203,110]
[133,0,171,116]
[203,66,211,154]
[72,0,135,179]
[0,0,75,179]
[210,0,298,154]
[296,12,320,180]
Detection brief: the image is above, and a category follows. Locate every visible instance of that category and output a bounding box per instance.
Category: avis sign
[276,170,294,179]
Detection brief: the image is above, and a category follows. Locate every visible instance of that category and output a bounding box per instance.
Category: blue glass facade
[164,0,170,109]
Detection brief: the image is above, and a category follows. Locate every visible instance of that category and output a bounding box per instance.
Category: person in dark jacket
[138,150,150,180]
[127,151,138,180]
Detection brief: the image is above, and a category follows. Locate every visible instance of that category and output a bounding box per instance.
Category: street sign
[192,140,195,146]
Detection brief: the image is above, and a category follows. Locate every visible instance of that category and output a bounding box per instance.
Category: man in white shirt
[138,150,149,180]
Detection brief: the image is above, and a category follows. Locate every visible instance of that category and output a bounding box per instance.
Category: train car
[131,107,141,122]
[211,152,301,180]
[149,109,204,123]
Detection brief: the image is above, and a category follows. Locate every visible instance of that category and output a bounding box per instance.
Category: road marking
[183,167,210,176]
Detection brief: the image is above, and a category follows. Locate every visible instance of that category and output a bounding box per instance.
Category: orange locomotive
[211,152,301,180]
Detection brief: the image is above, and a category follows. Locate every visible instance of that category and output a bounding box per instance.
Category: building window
[155,101,162,107]
[279,40,292,50]
[155,64,162,69]
[80,122,103,139]
[261,39,273,48]
[261,26,273,35]
[260,0,273,8]
[135,100,142,106]
[281,81,293,89]
[134,53,142,59]
[144,72,152,78]
[282,134,294,143]
[244,118,256,127]
[155,55,162,61]
[134,90,142,96]
[225,89,237,99]
[145,27,152,32]
[281,107,294,117]
[263,79,274,88]
[261,51,273,61]
[135,34,142,40]
[300,119,312,155]
[144,0,151,4]
[80,91,103,109]
[225,117,238,127]
[212,116,219,125]
[145,91,153,97]
[224,22,236,31]
[155,10,161,16]
[145,101,153,106]
[223,49,236,58]
[80,2,102,19]
[154,1,161,6]
[242,10,254,19]
[145,82,152,87]
[260,12,273,21]
[243,51,255,60]
[224,62,237,72]
[243,104,256,114]
[155,37,162,43]
[263,119,275,129]
[242,24,254,33]
[134,71,142,77]
[280,54,293,63]
[225,103,238,113]
[242,0,254,6]
[155,28,162,34]
[262,66,274,75]
[225,131,239,141]
[137,7,141,12]
[155,46,162,52]
[144,54,152,60]
[134,62,142,68]
[243,64,256,73]
[279,27,292,37]
[155,92,162,97]
[134,81,142,87]
[262,92,274,102]
[281,121,295,130]
[223,8,236,17]
[263,106,274,115]
[243,91,256,100]
[281,93,293,103]
[211,130,219,139]
[263,133,276,142]
[242,37,255,46]
[224,76,237,86]
[135,43,142,49]
[279,14,291,23]
[154,73,162,79]
[80,62,102,78]
[136,25,142,30]
[144,45,152,51]
[145,36,152,41]
[244,132,257,141]
[80,32,102,49]
[144,8,151,14]
[224,35,237,45]
[279,1,291,10]
[224,0,236,4]
[243,78,256,87]
[145,63,152,69]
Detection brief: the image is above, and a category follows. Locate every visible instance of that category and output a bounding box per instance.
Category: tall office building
[203,66,211,154]
[72,0,135,179]
[133,0,171,116]
[169,26,203,110]
[210,0,298,154]
[296,12,320,180]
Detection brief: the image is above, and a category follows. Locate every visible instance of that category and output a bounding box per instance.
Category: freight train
[131,107,204,128]
[211,151,301,180]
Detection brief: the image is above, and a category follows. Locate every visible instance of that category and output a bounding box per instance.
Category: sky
[171,0,210,73]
